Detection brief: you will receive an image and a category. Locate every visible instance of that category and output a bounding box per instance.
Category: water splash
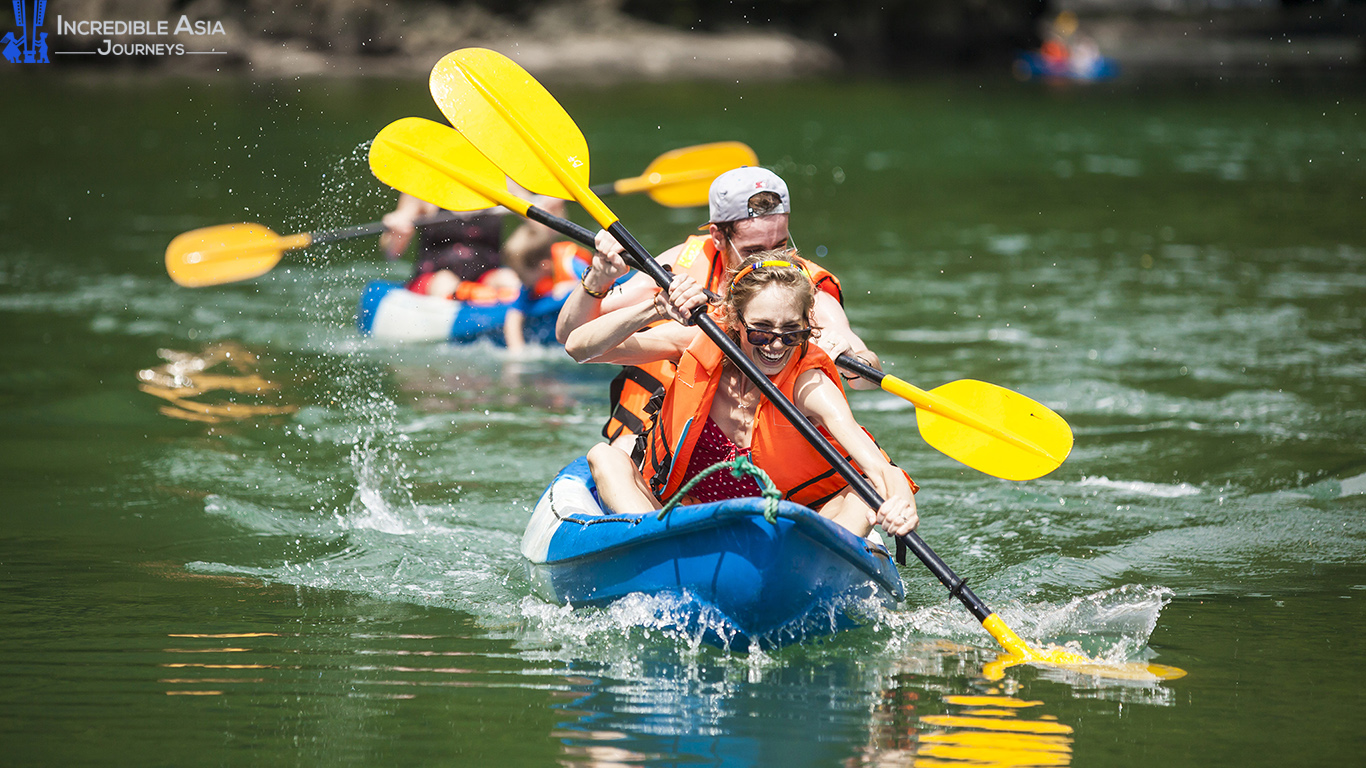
[865,584,1177,696]
[341,436,421,535]
[511,590,893,660]
[1011,584,1174,661]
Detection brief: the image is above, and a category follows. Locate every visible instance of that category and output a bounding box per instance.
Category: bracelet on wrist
[581,276,610,299]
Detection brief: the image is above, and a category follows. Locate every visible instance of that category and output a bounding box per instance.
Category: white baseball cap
[708,167,791,224]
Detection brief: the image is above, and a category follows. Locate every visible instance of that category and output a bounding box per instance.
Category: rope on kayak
[657,454,782,524]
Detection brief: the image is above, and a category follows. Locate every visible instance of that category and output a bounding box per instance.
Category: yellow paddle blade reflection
[137,342,297,424]
[918,694,1073,768]
[165,223,310,288]
[430,48,589,201]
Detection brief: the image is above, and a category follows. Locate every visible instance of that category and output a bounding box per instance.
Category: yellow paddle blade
[901,378,1073,481]
[980,614,1187,682]
[430,48,589,202]
[981,652,1188,683]
[369,117,518,214]
[617,141,759,207]
[165,223,310,288]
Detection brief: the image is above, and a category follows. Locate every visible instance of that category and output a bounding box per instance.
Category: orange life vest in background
[602,235,844,440]
[410,270,522,304]
[637,332,914,509]
[531,241,590,299]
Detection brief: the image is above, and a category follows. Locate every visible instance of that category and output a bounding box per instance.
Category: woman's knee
[587,442,634,480]
[820,489,873,538]
[587,442,622,469]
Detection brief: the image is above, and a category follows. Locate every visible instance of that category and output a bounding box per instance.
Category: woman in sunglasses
[566,252,918,539]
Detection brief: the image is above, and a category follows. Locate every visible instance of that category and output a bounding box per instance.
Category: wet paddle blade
[981,652,1188,683]
[369,117,510,213]
[979,613,1187,682]
[913,379,1074,481]
[623,141,759,207]
[165,223,307,288]
[430,48,589,201]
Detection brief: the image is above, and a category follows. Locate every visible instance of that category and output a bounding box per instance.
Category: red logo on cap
[755,182,765,189]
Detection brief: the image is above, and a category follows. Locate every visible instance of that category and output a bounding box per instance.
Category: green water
[2,71,1364,766]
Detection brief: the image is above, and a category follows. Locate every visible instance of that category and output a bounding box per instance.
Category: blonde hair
[720,250,819,352]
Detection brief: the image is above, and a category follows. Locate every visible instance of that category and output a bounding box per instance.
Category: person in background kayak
[381,194,590,351]
[556,167,883,450]
[379,192,522,300]
[501,200,592,354]
[565,253,918,539]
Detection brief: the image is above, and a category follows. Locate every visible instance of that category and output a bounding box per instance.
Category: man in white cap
[556,166,881,444]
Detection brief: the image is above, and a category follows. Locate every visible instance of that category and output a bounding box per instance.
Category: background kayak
[356,279,569,345]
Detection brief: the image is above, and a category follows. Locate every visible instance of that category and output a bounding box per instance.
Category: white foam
[1079,476,1202,498]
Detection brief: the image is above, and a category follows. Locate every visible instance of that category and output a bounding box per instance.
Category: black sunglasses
[742,323,813,348]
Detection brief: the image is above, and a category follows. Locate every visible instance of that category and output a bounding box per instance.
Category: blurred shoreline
[3,0,1361,82]
[7,1,840,83]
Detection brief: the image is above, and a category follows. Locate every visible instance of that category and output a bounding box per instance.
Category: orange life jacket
[637,331,915,509]
[409,271,522,304]
[602,235,843,440]
[530,241,590,299]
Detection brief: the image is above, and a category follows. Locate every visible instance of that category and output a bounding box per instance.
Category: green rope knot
[657,454,782,523]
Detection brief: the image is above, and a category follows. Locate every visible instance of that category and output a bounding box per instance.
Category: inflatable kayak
[356,280,568,345]
[521,457,905,650]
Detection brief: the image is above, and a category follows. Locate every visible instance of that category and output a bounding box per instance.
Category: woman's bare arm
[793,368,918,534]
[565,274,707,366]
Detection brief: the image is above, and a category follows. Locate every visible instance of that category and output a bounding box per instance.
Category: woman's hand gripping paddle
[428,47,1183,681]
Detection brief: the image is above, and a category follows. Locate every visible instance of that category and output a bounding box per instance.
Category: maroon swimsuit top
[679,417,763,503]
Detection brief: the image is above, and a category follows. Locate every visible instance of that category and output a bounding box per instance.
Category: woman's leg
[586,442,660,515]
[816,486,874,538]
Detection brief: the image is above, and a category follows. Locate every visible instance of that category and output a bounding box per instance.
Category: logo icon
[5,0,49,64]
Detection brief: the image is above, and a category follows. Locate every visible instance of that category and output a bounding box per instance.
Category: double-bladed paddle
[427,47,1182,681]
[369,115,1073,483]
[164,139,756,288]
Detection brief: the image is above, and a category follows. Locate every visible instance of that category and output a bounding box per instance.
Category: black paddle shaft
[523,205,599,247]
[604,222,995,622]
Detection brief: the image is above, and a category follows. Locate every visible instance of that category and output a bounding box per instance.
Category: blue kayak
[1013,50,1119,82]
[521,457,905,650]
[356,280,568,345]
